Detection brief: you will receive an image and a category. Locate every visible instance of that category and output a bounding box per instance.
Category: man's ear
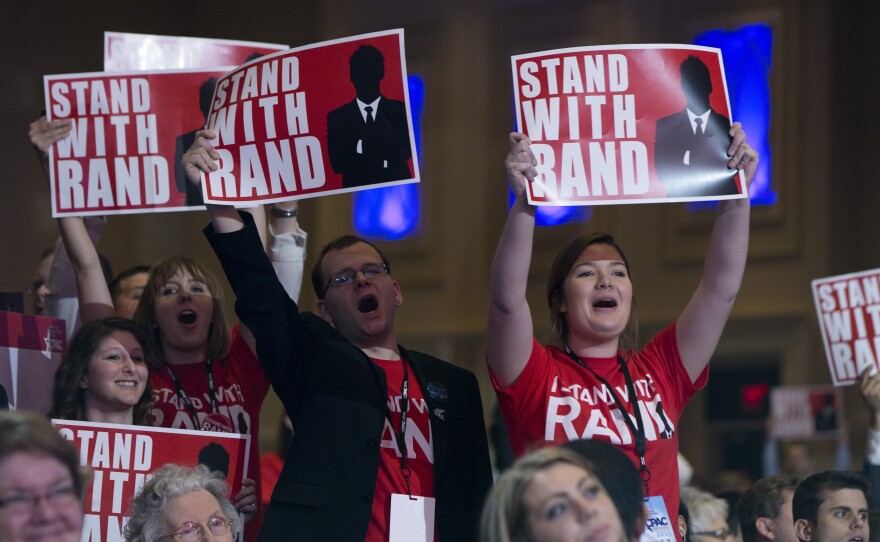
[317,300,333,324]
[794,519,813,542]
[678,514,688,540]
[755,517,773,539]
[393,281,403,307]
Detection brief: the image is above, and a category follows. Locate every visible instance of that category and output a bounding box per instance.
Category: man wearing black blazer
[654,55,740,198]
[197,200,491,541]
[327,45,413,188]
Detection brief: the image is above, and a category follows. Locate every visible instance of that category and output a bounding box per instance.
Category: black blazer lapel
[402,347,449,487]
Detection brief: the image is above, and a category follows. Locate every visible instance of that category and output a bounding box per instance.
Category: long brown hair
[133,255,230,366]
[49,317,153,425]
[546,233,639,351]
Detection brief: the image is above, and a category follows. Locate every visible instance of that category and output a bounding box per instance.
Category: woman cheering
[487,124,757,531]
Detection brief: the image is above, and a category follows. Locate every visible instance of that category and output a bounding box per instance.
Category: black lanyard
[564,347,652,497]
[384,357,414,498]
[165,358,218,431]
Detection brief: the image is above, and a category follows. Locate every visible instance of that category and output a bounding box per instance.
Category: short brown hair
[0,410,85,497]
[738,475,800,542]
[310,235,391,299]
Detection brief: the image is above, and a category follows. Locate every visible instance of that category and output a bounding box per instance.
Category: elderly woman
[481,446,642,542]
[680,487,735,542]
[0,410,85,542]
[125,464,239,542]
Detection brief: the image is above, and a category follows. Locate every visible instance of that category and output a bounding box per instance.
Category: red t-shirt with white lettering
[491,322,706,533]
[149,326,269,541]
[366,357,437,542]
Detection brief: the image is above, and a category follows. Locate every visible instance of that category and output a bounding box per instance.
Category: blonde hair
[480,447,601,542]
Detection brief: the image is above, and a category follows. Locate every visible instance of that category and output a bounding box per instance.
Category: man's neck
[361,345,400,360]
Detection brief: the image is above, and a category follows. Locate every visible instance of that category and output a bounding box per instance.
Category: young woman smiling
[49,317,151,426]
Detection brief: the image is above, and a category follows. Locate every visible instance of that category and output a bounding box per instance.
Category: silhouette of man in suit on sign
[654,55,740,198]
[327,45,412,188]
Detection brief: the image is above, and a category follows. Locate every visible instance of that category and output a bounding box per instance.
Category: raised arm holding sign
[511,44,748,206]
[28,113,310,538]
[487,123,756,537]
[183,120,491,540]
[199,29,419,206]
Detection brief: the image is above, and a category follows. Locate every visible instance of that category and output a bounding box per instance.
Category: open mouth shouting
[592,296,618,309]
[358,295,379,313]
[177,310,198,325]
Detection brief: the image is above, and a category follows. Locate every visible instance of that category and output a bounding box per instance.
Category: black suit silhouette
[654,108,738,198]
[327,97,412,188]
[654,55,740,199]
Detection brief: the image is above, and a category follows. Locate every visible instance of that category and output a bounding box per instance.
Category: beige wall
[2,0,877,478]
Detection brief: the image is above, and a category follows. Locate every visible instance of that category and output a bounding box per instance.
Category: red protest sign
[52,420,249,542]
[201,29,419,205]
[512,44,747,206]
[0,311,65,413]
[812,268,880,385]
[769,386,845,439]
[44,68,231,217]
[104,32,288,71]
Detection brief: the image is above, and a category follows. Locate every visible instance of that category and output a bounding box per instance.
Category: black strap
[564,347,652,496]
[384,357,414,499]
[165,359,219,431]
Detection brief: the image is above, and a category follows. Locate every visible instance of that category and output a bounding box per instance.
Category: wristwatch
[269,204,298,218]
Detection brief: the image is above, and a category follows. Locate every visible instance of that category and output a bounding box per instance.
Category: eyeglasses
[0,485,79,514]
[692,528,731,540]
[162,516,233,541]
[322,262,389,296]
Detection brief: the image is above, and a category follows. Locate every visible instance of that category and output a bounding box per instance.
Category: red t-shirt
[260,452,284,508]
[365,357,437,542]
[150,326,269,541]
[491,323,706,532]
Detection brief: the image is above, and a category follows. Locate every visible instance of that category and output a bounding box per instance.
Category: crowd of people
[2,57,878,542]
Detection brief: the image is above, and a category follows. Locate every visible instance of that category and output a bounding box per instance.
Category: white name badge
[640,496,676,542]
[389,494,435,542]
